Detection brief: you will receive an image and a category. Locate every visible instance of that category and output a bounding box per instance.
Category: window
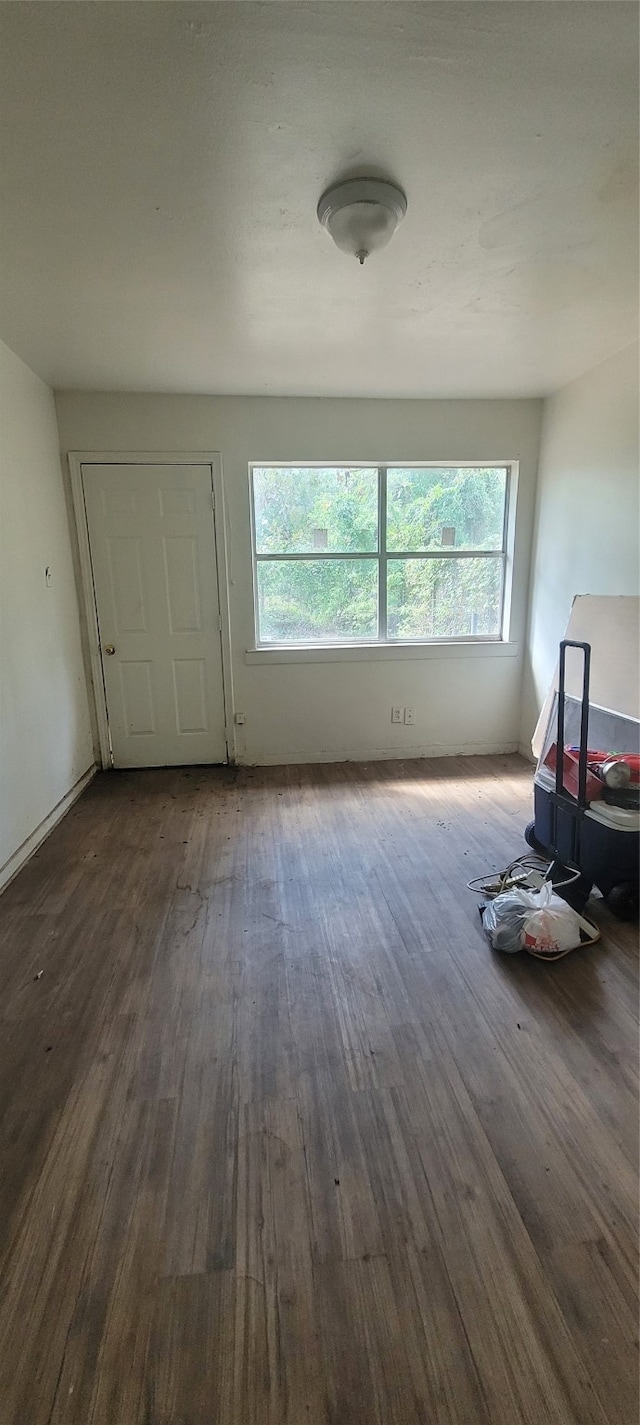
[250,464,513,646]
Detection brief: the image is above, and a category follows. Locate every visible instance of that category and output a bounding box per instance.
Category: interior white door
[82,462,227,767]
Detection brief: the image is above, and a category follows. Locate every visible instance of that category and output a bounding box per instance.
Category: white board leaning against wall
[532,595,640,759]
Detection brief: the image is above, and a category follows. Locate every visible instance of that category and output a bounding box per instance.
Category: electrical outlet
[404,707,415,725]
[234,712,246,725]
[391,706,403,724]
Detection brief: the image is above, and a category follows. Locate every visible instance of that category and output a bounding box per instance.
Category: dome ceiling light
[317,178,407,265]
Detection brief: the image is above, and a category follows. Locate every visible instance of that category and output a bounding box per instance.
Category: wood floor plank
[235,1094,328,1424]
[0,755,637,1423]
[147,1270,236,1425]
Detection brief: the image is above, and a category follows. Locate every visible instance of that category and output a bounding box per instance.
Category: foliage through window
[251,465,511,645]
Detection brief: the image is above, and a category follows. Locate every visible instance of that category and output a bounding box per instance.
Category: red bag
[542,744,602,802]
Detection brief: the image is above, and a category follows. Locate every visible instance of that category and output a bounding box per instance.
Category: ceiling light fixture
[317,178,407,264]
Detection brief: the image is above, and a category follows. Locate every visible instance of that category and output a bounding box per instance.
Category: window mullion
[499,550,507,639]
[378,466,387,641]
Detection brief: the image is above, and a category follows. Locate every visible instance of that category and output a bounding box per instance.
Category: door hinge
[218,615,222,632]
[211,492,215,510]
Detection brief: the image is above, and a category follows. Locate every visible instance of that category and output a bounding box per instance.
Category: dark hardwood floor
[0,755,637,1424]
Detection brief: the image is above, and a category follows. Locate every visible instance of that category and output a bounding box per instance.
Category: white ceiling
[0,1,637,398]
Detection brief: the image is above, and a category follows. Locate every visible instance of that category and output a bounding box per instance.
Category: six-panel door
[82,463,227,767]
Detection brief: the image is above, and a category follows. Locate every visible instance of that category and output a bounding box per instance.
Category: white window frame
[249,461,518,650]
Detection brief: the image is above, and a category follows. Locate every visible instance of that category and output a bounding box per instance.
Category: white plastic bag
[520,883,585,959]
[482,882,596,959]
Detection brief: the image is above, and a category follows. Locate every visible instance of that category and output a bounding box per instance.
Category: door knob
[103,644,116,656]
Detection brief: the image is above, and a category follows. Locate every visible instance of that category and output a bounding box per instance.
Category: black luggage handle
[557,639,591,809]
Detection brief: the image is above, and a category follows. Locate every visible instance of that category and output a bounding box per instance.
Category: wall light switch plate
[404,707,415,725]
[391,706,403,724]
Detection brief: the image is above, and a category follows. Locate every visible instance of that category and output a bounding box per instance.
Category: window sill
[245,640,519,665]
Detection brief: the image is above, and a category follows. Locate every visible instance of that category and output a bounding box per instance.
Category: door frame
[68,450,235,769]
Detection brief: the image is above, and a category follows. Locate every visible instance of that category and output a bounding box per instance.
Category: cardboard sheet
[532,595,640,759]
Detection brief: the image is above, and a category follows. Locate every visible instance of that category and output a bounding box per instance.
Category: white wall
[521,343,640,751]
[55,392,542,765]
[0,342,94,887]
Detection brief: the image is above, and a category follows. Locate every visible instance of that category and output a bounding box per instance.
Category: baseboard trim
[0,765,97,896]
[518,742,536,763]
[238,742,520,767]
